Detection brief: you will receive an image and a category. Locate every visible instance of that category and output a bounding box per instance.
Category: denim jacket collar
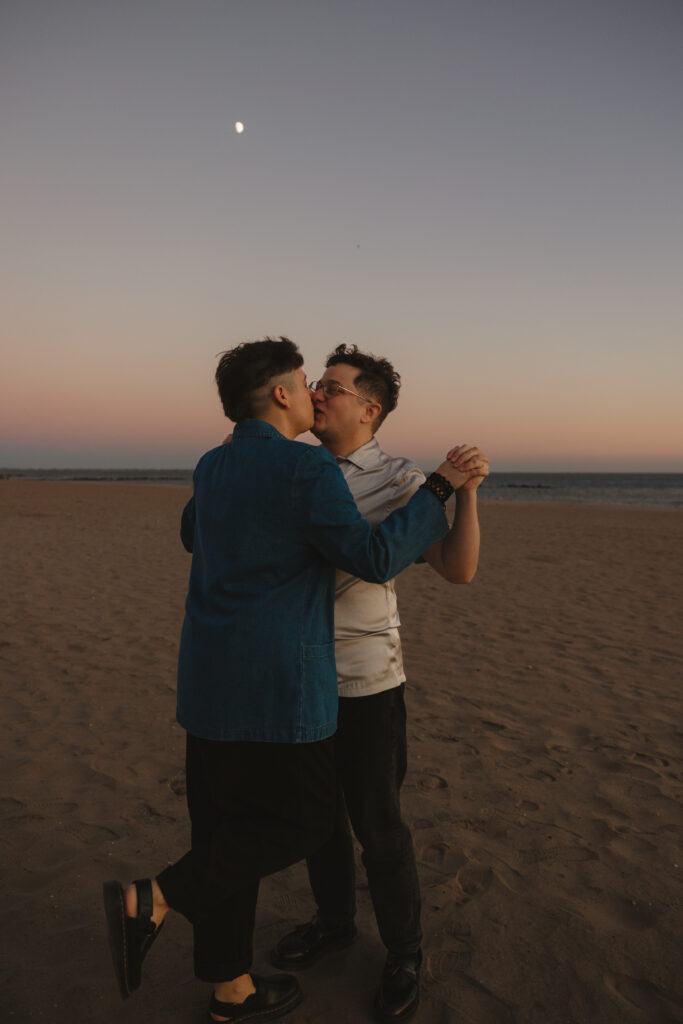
[233,418,285,441]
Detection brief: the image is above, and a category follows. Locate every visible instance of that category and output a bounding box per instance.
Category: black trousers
[157,731,337,981]
[306,684,422,958]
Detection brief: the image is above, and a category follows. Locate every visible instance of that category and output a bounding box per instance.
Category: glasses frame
[309,379,378,405]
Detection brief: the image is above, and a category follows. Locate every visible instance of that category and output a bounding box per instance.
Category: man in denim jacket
[104,337,473,1024]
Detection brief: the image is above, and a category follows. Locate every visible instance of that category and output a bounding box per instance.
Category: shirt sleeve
[392,465,427,509]
[295,447,448,583]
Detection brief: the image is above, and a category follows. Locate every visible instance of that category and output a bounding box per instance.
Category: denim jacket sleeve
[295,446,448,583]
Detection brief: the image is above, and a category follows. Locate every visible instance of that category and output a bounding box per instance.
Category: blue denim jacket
[176,420,447,743]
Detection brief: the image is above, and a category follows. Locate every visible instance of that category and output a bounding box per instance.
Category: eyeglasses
[309,379,377,404]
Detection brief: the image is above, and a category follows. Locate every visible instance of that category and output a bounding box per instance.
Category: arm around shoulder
[298,446,448,582]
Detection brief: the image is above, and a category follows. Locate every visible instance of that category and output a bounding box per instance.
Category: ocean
[2,469,682,507]
[475,472,683,507]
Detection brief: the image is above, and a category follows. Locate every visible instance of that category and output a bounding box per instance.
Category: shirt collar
[335,436,382,470]
[233,419,285,440]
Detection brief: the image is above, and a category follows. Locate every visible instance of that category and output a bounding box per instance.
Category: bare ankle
[124,884,137,918]
[151,878,168,919]
[214,973,256,1006]
[123,880,168,927]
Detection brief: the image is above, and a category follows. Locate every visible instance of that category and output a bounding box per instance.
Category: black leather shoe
[374,954,421,1022]
[205,974,302,1022]
[270,916,357,970]
[102,879,164,998]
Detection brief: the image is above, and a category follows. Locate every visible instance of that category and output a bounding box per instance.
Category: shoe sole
[102,881,132,999]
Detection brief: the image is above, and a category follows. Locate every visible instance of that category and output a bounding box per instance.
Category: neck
[252,409,299,440]
[322,430,374,459]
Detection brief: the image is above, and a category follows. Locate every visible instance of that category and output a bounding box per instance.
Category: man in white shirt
[271,345,489,1022]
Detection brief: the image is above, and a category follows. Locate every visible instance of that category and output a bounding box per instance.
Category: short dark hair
[215,336,303,421]
[325,343,400,430]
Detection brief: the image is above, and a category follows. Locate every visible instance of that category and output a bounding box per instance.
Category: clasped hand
[436,445,490,492]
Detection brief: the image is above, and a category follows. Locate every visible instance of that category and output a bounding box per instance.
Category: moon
[234,121,244,134]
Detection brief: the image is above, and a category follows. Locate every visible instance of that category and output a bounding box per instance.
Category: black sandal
[103,877,163,998]
[205,974,303,1022]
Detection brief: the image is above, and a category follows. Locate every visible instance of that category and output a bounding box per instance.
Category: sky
[1,0,682,471]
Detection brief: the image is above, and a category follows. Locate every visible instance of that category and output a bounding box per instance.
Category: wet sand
[1,481,682,1023]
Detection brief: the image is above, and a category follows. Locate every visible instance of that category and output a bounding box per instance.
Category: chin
[312,421,335,441]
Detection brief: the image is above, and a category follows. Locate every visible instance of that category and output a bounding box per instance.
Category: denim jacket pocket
[298,642,337,738]
[301,642,336,662]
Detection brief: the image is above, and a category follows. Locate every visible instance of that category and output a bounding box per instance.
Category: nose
[311,385,326,406]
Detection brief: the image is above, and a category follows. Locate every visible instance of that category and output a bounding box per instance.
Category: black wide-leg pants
[157,731,337,981]
[307,684,423,958]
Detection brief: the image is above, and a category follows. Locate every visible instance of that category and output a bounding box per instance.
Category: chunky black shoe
[269,916,357,970]
[374,953,421,1022]
[205,974,302,1022]
[102,878,164,998]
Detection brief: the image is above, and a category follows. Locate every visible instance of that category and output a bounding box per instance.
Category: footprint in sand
[480,719,507,732]
[423,970,516,1022]
[517,844,597,867]
[0,797,25,814]
[627,781,663,800]
[515,800,539,813]
[606,760,662,781]
[444,918,472,940]
[418,841,468,877]
[580,891,659,932]
[606,831,658,867]
[427,941,473,979]
[122,802,177,825]
[273,891,305,914]
[168,773,186,796]
[418,844,495,907]
[418,771,448,790]
[632,751,670,769]
[456,863,494,898]
[495,750,531,769]
[451,740,480,757]
[30,800,79,815]
[604,972,683,1021]
[61,820,119,843]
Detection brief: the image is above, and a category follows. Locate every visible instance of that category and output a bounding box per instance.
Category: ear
[360,402,382,427]
[272,382,290,410]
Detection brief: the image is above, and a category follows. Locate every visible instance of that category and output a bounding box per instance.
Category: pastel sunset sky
[2,0,682,470]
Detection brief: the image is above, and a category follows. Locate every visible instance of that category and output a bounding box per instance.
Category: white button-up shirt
[333,437,425,697]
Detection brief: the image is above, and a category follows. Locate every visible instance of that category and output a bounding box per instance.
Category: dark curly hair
[325,344,401,430]
[215,336,303,422]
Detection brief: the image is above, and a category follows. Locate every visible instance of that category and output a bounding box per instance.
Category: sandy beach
[1,481,682,1024]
